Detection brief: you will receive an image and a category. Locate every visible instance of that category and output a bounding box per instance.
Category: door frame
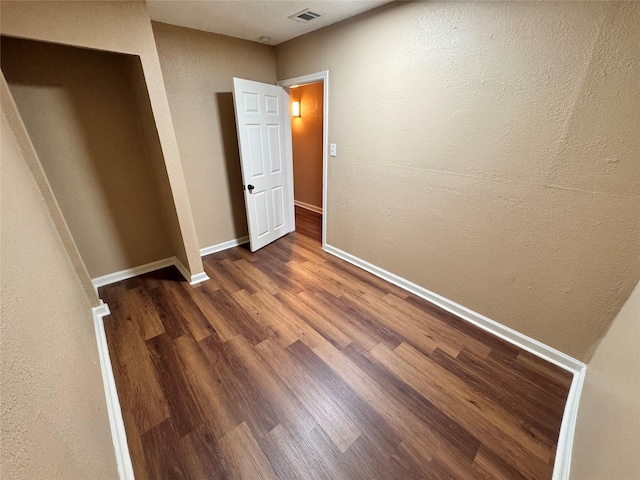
[277,71,329,251]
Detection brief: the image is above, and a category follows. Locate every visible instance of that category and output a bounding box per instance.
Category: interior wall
[152,22,277,249]
[0,72,99,305]
[291,82,324,210]
[276,1,640,361]
[571,281,640,478]
[0,0,204,276]
[2,37,174,278]
[1,108,118,479]
[125,55,188,273]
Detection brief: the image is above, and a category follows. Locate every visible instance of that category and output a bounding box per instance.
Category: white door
[232,77,294,252]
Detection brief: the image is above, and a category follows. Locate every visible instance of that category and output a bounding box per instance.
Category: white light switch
[330,143,337,157]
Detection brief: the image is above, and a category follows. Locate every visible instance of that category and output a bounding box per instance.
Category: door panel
[233,77,293,252]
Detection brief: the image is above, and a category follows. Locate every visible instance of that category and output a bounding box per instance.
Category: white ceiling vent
[288,8,322,23]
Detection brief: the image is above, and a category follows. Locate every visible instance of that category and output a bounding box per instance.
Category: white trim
[553,365,586,479]
[283,86,296,235]
[323,243,586,480]
[278,71,329,250]
[200,236,249,257]
[294,200,323,214]
[92,256,210,288]
[92,257,175,288]
[324,244,584,371]
[174,257,210,285]
[92,301,135,480]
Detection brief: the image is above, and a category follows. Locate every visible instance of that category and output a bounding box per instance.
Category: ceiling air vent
[288,8,322,23]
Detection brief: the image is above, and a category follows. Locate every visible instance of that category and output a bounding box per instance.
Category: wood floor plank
[197,333,282,439]
[147,285,190,340]
[252,290,327,349]
[297,291,379,351]
[233,258,280,295]
[472,446,528,480]
[188,284,239,342]
[275,289,353,349]
[172,334,241,439]
[224,335,317,437]
[232,289,299,348]
[287,340,402,457]
[435,348,566,444]
[180,423,228,479]
[100,209,572,480]
[383,292,493,358]
[256,338,362,453]
[315,340,484,479]
[324,253,411,300]
[165,281,217,341]
[247,255,307,295]
[336,341,481,462]
[146,333,204,437]
[351,288,460,357]
[258,424,333,480]
[104,309,170,434]
[120,284,165,340]
[286,259,343,297]
[121,405,151,480]
[141,418,189,480]
[202,288,269,345]
[372,342,551,480]
[203,258,246,294]
[220,422,279,480]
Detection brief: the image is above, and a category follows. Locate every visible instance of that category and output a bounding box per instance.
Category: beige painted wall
[1,109,117,479]
[0,71,99,305]
[152,22,276,248]
[571,281,640,478]
[0,0,204,276]
[125,54,188,273]
[291,82,324,210]
[276,1,640,361]
[2,37,174,278]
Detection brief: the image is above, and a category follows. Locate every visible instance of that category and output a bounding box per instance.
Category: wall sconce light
[291,101,301,117]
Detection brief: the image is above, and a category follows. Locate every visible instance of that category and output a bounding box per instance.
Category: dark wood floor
[101,207,572,480]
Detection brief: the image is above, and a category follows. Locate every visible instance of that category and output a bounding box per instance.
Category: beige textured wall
[276,1,640,360]
[125,55,188,271]
[291,82,324,209]
[0,72,99,305]
[2,37,174,278]
[0,0,204,275]
[152,22,276,248]
[571,282,640,478]
[1,109,118,479]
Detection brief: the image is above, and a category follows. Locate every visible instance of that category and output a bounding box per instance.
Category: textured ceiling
[146,0,393,45]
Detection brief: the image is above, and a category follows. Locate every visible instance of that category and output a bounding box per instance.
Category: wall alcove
[2,36,182,279]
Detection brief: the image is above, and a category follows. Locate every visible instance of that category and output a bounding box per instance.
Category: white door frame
[277,71,329,251]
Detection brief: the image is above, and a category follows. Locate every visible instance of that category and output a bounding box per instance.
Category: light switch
[330,143,337,157]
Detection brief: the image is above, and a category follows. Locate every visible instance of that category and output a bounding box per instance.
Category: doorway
[278,71,329,250]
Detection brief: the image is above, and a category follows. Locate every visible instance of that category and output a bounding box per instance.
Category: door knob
[247,184,255,192]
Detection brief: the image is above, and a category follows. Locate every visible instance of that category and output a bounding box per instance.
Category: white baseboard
[92,301,135,480]
[323,243,586,480]
[92,257,175,288]
[92,256,209,288]
[91,236,250,289]
[200,236,249,257]
[553,365,586,479]
[174,257,210,285]
[294,200,323,214]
